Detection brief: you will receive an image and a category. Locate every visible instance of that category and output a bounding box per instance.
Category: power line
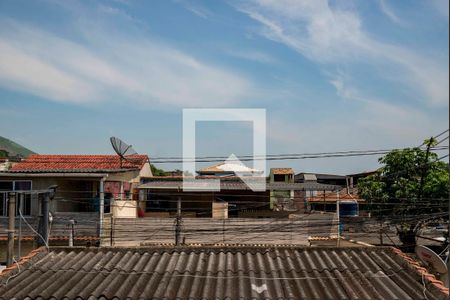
[151,146,448,163]
[151,131,449,161]
[433,129,449,140]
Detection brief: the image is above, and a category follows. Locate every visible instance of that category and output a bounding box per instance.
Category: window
[0,193,6,216]
[273,174,286,182]
[0,181,13,191]
[16,194,32,216]
[14,181,32,191]
[146,191,171,212]
[0,180,32,217]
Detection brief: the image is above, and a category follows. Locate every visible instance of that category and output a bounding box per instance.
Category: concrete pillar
[99,178,105,244]
[7,192,16,267]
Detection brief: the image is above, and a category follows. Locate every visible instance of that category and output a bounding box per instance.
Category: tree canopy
[357,142,448,248]
[358,146,448,217]
[150,164,167,176]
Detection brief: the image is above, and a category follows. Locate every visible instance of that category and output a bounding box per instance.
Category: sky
[0,0,448,175]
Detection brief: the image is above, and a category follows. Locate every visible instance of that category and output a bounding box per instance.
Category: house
[0,150,22,172]
[0,154,152,237]
[137,175,338,218]
[138,164,339,218]
[196,162,263,177]
[269,168,295,211]
[139,176,273,218]
[0,246,448,299]
[295,172,364,213]
[308,188,365,214]
[295,172,347,186]
[346,169,378,192]
[0,158,11,172]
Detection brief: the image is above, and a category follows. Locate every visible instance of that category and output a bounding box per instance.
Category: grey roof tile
[0,246,448,300]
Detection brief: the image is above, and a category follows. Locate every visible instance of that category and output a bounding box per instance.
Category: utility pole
[413,138,433,250]
[6,192,16,267]
[37,193,50,247]
[418,137,434,202]
[336,190,340,247]
[379,217,383,246]
[36,186,57,248]
[68,219,75,247]
[110,217,114,247]
[18,193,23,259]
[175,196,181,246]
[99,178,105,246]
[222,218,225,243]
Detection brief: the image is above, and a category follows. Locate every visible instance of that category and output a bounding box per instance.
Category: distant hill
[0,136,35,157]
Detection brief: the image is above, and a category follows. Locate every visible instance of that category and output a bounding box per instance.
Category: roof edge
[0,172,109,177]
[390,247,449,296]
[0,247,46,279]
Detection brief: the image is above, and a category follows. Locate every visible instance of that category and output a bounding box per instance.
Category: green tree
[150,164,167,176]
[358,139,448,250]
[0,149,8,158]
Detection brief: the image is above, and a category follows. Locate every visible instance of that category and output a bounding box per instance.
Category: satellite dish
[110,137,138,167]
[415,245,448,274]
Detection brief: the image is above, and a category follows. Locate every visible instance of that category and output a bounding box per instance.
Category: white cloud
[225,48,279,64]
[0,41,97,103]
[235,0,449,106]
[174,0,213,19]
[263,67,448,174]
[378,0,407,27]
[0,19,253,108]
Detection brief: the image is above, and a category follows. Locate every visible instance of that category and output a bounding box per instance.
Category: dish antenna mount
[415,245,448,287]
[110,137,138,167]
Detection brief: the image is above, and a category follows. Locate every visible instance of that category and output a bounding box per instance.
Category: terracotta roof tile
[271,168,294,175]
[309,188,365,202]
[391,247,449,296]
[0,247,45,278]
[0,236,99,242]
[9,154,148,172]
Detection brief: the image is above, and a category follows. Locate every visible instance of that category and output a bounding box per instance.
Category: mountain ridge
[0,136,35,157]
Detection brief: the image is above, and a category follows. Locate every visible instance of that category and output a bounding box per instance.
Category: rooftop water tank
[339,201,359,217]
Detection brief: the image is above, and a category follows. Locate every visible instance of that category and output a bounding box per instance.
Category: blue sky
[0,0,448,174]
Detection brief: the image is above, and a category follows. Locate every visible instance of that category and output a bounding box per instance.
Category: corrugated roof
[271,168,294,175]
[309,189,365,203]
[138,180,339,191]
[296,173,346,180]
[302,174,317,181]
[0,246,447,299]
[8,154,148,173]
[197,163,262,174]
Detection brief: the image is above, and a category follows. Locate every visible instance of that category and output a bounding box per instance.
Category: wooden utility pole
[7,192,16,267]
[37,193,49,247]
[68,219,75,247]
[379,218,383,246]
[175,196,181,246]
[99,178,105,246]
[336,190,340,247]
[18,193,23,259]
[418,138,434,202]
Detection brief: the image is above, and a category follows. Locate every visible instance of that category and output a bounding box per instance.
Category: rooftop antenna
[415,245,448,287]
[110,137,138,167]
